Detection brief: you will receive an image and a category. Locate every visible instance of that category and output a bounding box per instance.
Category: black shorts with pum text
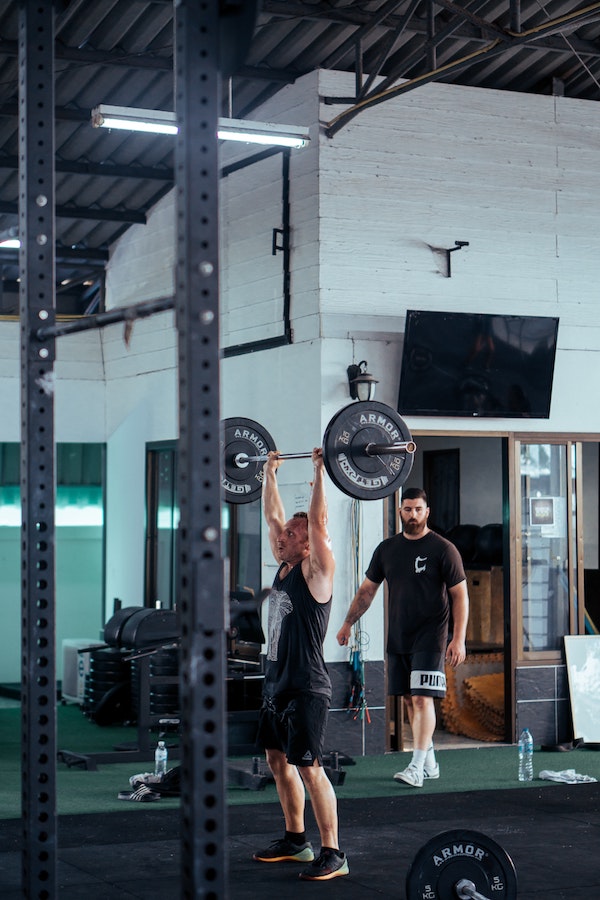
[387,649,447,698]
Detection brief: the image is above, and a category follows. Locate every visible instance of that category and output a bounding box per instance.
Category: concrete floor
[1,782,599,898]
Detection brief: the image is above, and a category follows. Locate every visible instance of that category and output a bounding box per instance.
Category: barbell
[221,400,415,504]
[405,829,518,900]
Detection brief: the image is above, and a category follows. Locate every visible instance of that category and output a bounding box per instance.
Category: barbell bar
[221,400,415,504]
[455,878,492,900]
[234,439,417,467]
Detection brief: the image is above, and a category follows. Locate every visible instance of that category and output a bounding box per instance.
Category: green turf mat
[2,705,600,820]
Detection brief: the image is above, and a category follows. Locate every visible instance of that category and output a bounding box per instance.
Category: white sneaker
[424,762,440,779]
[129,772,162,788]
[393,764,424,787]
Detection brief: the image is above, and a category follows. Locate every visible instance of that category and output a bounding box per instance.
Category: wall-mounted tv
[398,310,559,418]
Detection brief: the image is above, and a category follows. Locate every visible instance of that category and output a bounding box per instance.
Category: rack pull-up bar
[35,295,175,341]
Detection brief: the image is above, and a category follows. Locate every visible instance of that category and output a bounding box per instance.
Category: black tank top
[263,562,332,699]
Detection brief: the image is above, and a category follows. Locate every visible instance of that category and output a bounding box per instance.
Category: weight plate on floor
[222,417,276,504]
[322,401,414,500]
[405,829,518,900]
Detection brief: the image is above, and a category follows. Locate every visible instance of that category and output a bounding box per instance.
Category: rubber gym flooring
[1,782,599,898]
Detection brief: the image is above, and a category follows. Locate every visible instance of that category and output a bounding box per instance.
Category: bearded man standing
[336,487,469,787]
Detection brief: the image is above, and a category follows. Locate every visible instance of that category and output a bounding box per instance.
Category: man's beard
[403,519,426,535]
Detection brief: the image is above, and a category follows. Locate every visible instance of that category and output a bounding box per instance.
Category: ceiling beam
[0,246,108,265]
[324,3,600,134]
[0,200,146,224]
[261,0,600,62]
[433,0,514,42]
[0,38,172,71]
[0,154,173,181]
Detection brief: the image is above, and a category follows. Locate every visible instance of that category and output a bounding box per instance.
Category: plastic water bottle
[154,740,168,777]
[518,728,534,781]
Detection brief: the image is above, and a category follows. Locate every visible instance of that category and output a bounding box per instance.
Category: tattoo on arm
[345,589,375,626]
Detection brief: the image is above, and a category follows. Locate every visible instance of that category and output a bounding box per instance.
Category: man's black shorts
[388,649,447,697]
[256,693,329,766]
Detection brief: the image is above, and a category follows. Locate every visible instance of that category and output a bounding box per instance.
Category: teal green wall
[0,526,104,684]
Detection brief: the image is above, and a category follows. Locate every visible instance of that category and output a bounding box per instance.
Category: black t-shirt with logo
[365,531,465,654]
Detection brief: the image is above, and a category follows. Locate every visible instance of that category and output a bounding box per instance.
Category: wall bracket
[445,240,469,277]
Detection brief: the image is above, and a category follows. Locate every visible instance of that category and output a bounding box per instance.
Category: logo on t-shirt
[415,555,427,574]
[267,589,293,661]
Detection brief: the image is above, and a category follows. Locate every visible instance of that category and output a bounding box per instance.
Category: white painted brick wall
[105,191,175,309]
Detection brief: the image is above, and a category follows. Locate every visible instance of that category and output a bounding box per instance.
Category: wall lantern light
[347,360,378,401]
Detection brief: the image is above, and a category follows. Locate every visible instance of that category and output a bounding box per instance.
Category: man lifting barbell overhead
[337,488,469,788]
[253,447,349,882]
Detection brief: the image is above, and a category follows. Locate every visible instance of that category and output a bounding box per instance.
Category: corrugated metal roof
[1,0,599,314]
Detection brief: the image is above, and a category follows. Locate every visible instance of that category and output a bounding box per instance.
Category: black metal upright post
[175,2,228,897]
[19,1,58,897]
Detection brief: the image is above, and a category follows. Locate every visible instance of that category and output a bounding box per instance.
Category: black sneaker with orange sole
[299,848,349,880]
[253,838,314,863]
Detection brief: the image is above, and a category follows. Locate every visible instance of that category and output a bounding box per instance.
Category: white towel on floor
[539,768,598,784]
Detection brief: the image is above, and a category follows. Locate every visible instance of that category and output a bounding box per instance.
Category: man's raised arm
[262,452,285,562]
[305,448,335,603]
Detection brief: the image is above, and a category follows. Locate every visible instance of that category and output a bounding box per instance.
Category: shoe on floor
[393,764,424,787]
[253,838,314,863]
[424,761,440,779]
[117,785,161,802]
[299,848,349,881]
[129,772,163,788]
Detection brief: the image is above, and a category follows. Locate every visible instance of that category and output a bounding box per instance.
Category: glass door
[145,442,263,609]
[145,443,179,609]
[516,440,581,657]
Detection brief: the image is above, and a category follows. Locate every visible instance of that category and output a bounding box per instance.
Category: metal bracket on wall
[445,240,469,277]
[272,226,286,254]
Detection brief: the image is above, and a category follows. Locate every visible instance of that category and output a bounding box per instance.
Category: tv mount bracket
[445,240,469,277]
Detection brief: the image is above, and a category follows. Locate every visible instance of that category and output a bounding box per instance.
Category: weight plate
[322,401,414,500]
[89,660,130,672]
[149,665,179,676]
[150,650,179,663]
[85,677,125,692]
[406,829,518,900]
[89,647,129,661]
[150,685,179,697]
[222,417,276,504]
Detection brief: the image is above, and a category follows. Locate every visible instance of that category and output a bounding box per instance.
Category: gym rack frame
[20,2,227,897]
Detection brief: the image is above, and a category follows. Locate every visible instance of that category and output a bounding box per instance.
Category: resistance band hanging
[344,498,370,724]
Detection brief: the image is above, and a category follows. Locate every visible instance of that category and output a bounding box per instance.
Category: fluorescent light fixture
[91,105,178,135]
[0,226,20,249]
[216,117,309,148]
[91,105,310,148]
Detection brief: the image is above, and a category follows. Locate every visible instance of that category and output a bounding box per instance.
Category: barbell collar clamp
[366,440,417,455]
